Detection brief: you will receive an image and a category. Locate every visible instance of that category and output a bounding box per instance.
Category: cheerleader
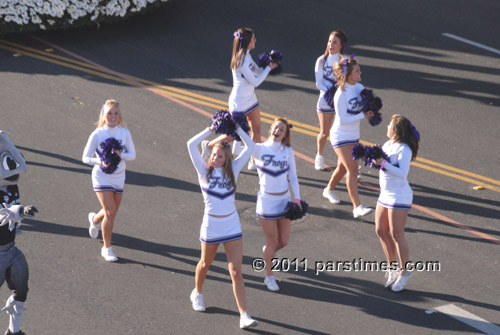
[323,57,374,218]
[204,27,278,170]
[314,30,347,170]
[374,114,420,292]
[82,99,136,262]
[252,118,300,292]
[187,125,258,329]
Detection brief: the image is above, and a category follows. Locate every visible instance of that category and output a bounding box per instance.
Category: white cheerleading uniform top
[315,53,340,111]
[228,50,272,112]
[82,125,136,175]
[330,82,365,143]
[379,140,413,204]
[252,139,300,200]
[187,127,255,216]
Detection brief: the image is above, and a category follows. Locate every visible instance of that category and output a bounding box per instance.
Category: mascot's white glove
[0,203,24,232]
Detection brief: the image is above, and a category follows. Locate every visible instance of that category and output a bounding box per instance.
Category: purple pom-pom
[362,145,389,169]
[284,200,309,220]
[360,89,383,127]
[212,110,237,138]
[96,137,123,174]
[323,85,337,108]
[258,49,283,75]
[352,143,367,161]
[211,110,251,141]
[369,111,382,126]
[231,112,251,141]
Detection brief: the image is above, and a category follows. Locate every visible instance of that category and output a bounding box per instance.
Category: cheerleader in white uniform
[206,27,278,170]
[314,30,347,170]
[374,114,420,292]
[252,118,301,292]
[82,99,136,262]
[323,57,374,218]
[187,125,258,329]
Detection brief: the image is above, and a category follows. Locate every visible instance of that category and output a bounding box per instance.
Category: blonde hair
[230,27,254,70]
[334,57,357,91]
[95,99,126,129]
[268,117,291,147]
[206,141,236,190]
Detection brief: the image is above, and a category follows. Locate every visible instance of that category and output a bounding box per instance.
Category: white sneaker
[314,155,325,170]
[240,313,258,329]
[201,140,210,162]
[88,212,98,239]
[384,270,399,288]
[190,288,206,312]
[353,205,373,218]
[101,246,118,262]
[391,271,413,292]
[264,276,280,292]
[248,159,257,171]
[322,188,340,204]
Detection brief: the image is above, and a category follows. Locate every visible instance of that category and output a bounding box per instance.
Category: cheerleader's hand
[364,111,374,119]
[293,199,302,211]
[269,62,279,70]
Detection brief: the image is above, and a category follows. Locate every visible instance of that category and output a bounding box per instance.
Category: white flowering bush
[0,0,169,34]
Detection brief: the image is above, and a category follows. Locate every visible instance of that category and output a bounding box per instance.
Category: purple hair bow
[341,53,356,77]
[409,124,420,141]
[233,31,243,40]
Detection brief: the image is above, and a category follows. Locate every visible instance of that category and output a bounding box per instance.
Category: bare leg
[276,218,291,252]
[95,191,122,248]
[260,218,279,277]
[326,156,347,190]
[195,243,219,293]
[375,204,397,264]
[388,209,410,273]
[334,145,360,209]
[223,239,247,314]
[317,112,334,156]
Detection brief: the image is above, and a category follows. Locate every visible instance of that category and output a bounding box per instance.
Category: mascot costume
[0,132,37,335]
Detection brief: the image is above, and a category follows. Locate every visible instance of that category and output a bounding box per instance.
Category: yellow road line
[416,157,500,186]
[3,40,500,192]
[412,162,500,192]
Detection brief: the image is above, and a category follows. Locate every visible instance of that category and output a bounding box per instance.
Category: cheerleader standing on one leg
[82,99,136,262]
[323,57,374,218]
[205,27,278,170]
[314,30,347,171]
[187,125,258,329]
[252,118,301,292]
[374,114,420,292]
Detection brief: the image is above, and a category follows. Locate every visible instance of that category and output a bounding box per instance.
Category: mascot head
[0,131,27,186]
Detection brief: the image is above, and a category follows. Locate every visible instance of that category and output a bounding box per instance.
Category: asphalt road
[1,0,499,334]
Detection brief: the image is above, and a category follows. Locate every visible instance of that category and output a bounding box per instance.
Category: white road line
[443,33,500,55]
[434,304,500,335]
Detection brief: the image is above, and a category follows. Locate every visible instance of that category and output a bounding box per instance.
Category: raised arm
[82,132,101,166]
[383,145,412,180]
[233,127,255,175]
[187,127,211,175]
